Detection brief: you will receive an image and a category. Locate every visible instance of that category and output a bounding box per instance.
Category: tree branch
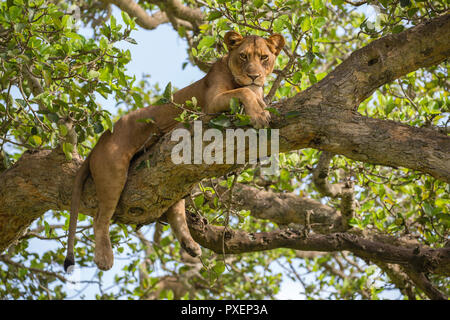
[107,0,170,30]
[105,0,203,30]
[404,268,449,300]
[376,262,417,300]
[186,211,450,277]
[312,152,356,228]
[312,152,347,197]
[316,13,450,109]
[164,0,204,28]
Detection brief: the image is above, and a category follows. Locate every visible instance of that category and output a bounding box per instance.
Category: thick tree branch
[315,13,450,109]
[164,0,204,27]
[274,104,450,183]
[404,269,449,300]
[107,0,170,30]
[105,0,203,30]
[186,212,450,277]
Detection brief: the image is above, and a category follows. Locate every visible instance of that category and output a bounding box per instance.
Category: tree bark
[186,211,450,277]
[0,14,449,269]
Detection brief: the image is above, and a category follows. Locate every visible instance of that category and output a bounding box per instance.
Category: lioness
[64,31,285,271]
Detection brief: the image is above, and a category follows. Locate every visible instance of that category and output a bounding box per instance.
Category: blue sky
[114,24,205,90]
[83,17,205,115]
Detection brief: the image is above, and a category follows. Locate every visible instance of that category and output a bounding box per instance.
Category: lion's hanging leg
[90,148,129,271]
[164,199,202,258]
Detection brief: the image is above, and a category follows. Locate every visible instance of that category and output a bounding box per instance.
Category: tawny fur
[64,31,285,271]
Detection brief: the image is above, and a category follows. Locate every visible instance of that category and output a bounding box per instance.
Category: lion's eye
[261,55,268,61]
[239,53,247,61]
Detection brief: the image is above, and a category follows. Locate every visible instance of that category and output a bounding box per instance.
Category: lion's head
[224,31,285,88]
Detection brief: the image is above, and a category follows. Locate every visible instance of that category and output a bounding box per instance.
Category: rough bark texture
[106,0,204,30]
[0,14,449,276]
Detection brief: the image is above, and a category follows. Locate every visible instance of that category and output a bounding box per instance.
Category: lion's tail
[64,154,91,272]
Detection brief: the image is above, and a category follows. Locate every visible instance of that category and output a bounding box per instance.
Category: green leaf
[62,142,74,160]
[15,99,26,108]
[400,0,411,7]
[30,135,42,146]
[42,70,51,87]
[274,15,288,33]
[280,168,290,182]
[213,261,226,274]
[266,107,280,116]
[94,122,104,134]
[378,0,388,8]
[253,0,264,8]
[87,70,100,79]
[209,114,232,129]
[207,11,223,21]
[124,37,137,44]
[59,124,69,136]
[154,98,170,105]
[62,142,73,153]
[313,17,326,28]
[194,194,204,208]
[121,11,131,25]
[285,110,301,119]
[385,100,396,115]
[44,221,51,237]
[110,15,117,30]
[422,202,434,217]
[229,97,241,114]
[198,36,215,49]
[9,6,22,20]
[392,25,405,34]
[234,113,251,126]
[407,8,419,18]
[178,26,186,38]
[312,0,323,11]
[160,236,171,247]
[120,224,129,238]
[292,71,302,84]
[163,82,173,101]
[301,16,311,32]
[46,113,59,123]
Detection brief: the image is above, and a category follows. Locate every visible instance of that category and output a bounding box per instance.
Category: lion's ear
[224,31,244,51]
[266,34,285,56]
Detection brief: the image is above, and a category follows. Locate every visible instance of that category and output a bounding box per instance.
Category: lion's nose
[247,74,261,81]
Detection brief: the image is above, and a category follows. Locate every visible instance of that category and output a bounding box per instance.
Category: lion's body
[65,32,285,271]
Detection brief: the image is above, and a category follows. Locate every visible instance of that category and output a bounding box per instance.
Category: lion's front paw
[243,94,271,129]
[250,110,271,129]
[94,239,114,271]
